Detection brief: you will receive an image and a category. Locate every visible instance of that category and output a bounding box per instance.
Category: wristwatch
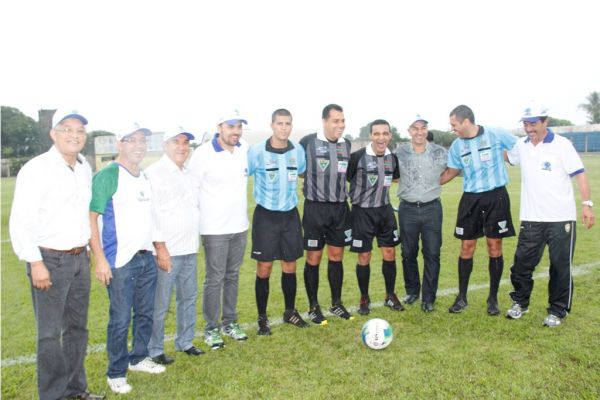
[582,200,594,207]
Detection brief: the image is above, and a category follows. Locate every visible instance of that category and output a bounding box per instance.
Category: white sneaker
[543,314,562,327]
[128,357,166,374]
[107,377,132,394]
[505,302,529,319]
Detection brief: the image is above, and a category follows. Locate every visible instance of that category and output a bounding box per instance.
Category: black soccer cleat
[308,305,328,325]
[283,309,309,328]
[257,314,271,336]
[329,303,354,320]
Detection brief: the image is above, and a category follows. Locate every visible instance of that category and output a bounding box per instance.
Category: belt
[402,198,439,208]
[39,246,86,255]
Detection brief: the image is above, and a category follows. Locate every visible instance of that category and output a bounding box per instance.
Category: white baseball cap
[52,108,88,127]
[163,127,195,142]
[520,102,549,122]
[115,123,152,141]
[409,114,428,127]
[217,109,247,126]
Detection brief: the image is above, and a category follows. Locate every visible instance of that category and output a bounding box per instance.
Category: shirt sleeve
[560,137,585,176]
[447,140,463,170]
[392,154,400,180]
[499,128,518,150]
[506,140,521,165]
[9,161,46,262]
[90,164,119,214]
[296,144,306,175]
[247,145,258,176]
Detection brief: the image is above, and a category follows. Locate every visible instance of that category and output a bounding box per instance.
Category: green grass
[2,155,600,399]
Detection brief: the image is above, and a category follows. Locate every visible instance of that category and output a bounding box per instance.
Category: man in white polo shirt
[147,127,204,364]
[89,124,165,395]
[10,109,104,400]
[188,111,250,349]
[506,103,595,327]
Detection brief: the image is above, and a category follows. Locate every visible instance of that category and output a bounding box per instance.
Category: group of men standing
[9,102,595,399]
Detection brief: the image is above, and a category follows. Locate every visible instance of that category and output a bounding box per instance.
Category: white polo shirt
[507,130,584,222]
[188,134,249,235]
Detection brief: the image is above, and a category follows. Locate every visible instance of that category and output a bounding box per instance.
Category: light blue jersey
[447,126,517,193]
[248,139,306,211]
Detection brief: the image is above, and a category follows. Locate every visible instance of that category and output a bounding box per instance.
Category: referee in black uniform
[347,119,403,315]
[300,104,354,323]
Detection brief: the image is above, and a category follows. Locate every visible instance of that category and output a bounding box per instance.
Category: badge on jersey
[337,160,348,173]
[317,158,330,171]
[288,170,298,181]
[479,149,492,162]
[367,174,378,186]
[267,171,277,182]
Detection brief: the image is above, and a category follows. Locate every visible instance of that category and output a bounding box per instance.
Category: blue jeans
[148,253,198,356]
[398,199,443,303]
[106,251,157,378]
[201,232,247,331]
[29,249,90,400]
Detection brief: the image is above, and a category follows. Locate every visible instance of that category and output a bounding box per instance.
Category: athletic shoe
[257,314,271,336]
[384,293,405,311]
[128,357,166,374]
[107,377,132,394]
[204,328,225,349]
[505,302,529,319]
[402,294,419,305]
[543,314,562,327]
[448,296,468,313]
[283,309,309,328]
[308,305,328,325]
[487,296,500,316]
[222,322,248,341]
[329,303,354,320]
[358,295,371,315]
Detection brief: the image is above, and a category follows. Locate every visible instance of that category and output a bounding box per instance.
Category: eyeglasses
[55,127,86,136]
[121,137,148,144]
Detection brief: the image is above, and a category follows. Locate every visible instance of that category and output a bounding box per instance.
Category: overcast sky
[2,0,599,141]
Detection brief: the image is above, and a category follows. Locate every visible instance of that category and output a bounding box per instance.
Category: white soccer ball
[361,318,393,350]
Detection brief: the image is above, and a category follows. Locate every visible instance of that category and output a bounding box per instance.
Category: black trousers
[509,221,576,318]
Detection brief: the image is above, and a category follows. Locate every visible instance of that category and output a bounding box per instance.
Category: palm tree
[579,91,600,124]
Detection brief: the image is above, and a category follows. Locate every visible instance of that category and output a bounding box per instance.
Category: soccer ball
[361,318,393,350]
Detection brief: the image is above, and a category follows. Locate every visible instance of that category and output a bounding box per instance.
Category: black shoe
[421,301,434,313]
[183,346,205,356]
[308,305,328,325]
[384,293,405,311]
[283,309,309,328]
[448,296,468,313]
[70,392,106,400]
[403,294,419,305]
[257,314,271,336]
[329,303,354,320]
[487,297,500,316]
[358,295,371,315]
[151,353,174,365]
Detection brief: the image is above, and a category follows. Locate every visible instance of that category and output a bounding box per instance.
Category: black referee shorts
[350,204,399,253]
[454,186,515,240]
[302,200,352,250]
[251,205,304,262]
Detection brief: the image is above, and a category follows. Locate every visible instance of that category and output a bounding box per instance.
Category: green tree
[428,129,457,148]
[579,91,600,124]
[547,117,573,127]
[1,106,42,158]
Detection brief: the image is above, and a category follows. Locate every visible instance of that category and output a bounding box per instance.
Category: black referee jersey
[300,133,352,203]
[347,146,399,208]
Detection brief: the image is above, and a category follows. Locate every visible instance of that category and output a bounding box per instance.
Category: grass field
[2,155,600,399]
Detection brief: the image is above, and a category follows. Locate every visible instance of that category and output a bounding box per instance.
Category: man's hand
[30,261,52,290]
[582,206,595,229]
[95,259,113,286]
[154,242,172,273]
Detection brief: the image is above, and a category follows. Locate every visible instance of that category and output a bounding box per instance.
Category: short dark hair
[369,119,390,133]
[322,104,343,120]
[539,116,548,123]
[271,108,292,122]
[450,105,475,124]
